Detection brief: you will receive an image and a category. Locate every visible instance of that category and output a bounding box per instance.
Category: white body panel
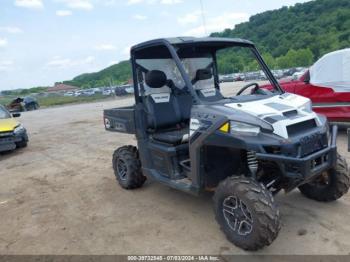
[225,93,321,139]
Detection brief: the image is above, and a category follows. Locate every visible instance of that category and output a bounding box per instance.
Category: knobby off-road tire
[213,176,281,251]
[112,146,146,189]
[299,154,350,202]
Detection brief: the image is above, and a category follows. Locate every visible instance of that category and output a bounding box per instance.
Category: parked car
[271,69,284,79]
[74,90,83,97]
[234,73,245,81]
[7,96,39,112]
[268,49,350,124]
[291,68,308,80]
[82,89,95,96]
[115,85,134,96]
[102,89,113,96]
[64,91,75,97]
[0,105,28,152]
[219,75,235,83]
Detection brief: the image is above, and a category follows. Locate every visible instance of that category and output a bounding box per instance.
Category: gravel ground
[1,82,350,255]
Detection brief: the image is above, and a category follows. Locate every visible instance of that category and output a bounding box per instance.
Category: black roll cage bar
[130,38,284,105]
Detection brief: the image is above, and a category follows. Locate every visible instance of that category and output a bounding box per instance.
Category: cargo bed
[103,105,135,134]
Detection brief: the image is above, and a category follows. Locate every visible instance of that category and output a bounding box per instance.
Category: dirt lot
[1,83,350,255]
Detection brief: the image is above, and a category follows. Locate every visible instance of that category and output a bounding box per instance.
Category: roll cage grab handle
[130,40,284,104]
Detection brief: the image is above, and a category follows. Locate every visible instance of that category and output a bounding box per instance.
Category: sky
[0,0,311,90]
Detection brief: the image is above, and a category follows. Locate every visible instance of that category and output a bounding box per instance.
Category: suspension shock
[247,151,258,177]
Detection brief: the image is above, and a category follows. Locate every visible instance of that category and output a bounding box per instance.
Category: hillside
[65,0,350,88]
[63,60,131,88]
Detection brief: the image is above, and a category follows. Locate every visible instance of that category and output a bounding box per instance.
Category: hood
[0,118,20,132]
[225,93,322,139]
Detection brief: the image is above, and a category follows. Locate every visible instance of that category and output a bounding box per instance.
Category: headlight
[230,121,260,136]
[14,124,25,134]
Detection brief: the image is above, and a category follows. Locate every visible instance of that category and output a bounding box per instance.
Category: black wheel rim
[116,158,127,181]
[222,196,253,236]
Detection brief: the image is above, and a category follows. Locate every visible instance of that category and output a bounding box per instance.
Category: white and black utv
[104,37,350,250]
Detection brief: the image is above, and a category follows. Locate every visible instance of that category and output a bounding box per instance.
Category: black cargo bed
[103,105,135,134]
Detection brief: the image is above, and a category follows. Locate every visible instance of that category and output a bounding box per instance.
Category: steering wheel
[236,83,259,96]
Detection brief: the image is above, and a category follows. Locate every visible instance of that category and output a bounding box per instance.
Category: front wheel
[213,176,281,251]
[298,154,350,202]
[112,146,146,189]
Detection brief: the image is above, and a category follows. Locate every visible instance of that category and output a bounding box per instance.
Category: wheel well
[202,145,247,188]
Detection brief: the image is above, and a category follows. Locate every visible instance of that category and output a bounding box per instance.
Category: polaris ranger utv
[104,37,350,250]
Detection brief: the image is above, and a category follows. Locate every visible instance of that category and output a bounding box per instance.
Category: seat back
[143,70,182,130]
[193,69,223,102]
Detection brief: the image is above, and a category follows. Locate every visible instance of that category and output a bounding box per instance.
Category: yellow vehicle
[0,105,28,152]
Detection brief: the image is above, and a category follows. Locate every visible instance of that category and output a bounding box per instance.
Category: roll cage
[130,37,284,105]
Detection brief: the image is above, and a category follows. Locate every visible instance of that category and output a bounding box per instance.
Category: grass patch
[37,94,110,107]
[0,96,15,106]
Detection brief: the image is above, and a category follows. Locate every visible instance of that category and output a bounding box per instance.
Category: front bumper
[0,130,28,152]
[256,125,338,190]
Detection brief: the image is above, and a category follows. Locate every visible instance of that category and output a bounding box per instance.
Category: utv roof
[131,37,255,52]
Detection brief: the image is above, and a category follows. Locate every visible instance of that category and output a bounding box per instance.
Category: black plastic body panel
[104,106,136,134]
[256,125,337,191]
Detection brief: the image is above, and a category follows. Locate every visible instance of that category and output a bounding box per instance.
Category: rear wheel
[213,176,280,251]
[298,154,350,202]
[112,146,146,189]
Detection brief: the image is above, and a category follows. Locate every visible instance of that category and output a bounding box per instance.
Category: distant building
[47,83,79,93]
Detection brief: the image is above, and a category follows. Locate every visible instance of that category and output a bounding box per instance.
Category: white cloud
[47,58,71,68]
[160,0,182,4]
[47,56,95,68]
[84,56,95,63]
[104,0,116,6]
[14,0,43,9]
[177,10,202,26]
[56,10,73,16]
[0,38,8,47]
[122,45,132,56]
[127,0,143,5]
[185,12,249,36]
[0,26,23,34]
[160,11,170,17]
[133,14,147,20]
[127,0,182,5]
[95,44,117,51]
[0,60,14,72]
[58,0,94,11]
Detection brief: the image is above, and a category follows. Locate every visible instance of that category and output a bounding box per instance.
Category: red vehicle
[269,49,350,124]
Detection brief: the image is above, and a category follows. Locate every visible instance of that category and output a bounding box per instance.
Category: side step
[143,168,199,195]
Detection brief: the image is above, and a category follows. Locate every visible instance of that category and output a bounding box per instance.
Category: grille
[300,132,328,157]
[287,119,317,136]
[0,131,13,138]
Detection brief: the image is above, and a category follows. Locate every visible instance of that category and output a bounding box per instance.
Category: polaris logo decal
[190,118,201,136]
[151,93,170,103]
[104,118,111,129]
[200,88,216,97]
